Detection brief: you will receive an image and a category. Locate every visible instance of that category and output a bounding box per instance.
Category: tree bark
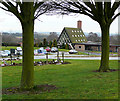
[99,24,110,72]
[20,2,34,90]
[20,20,34,90]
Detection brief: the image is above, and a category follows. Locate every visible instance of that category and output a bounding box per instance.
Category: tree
[0,0,52,90]
[34,33,49,44]
[51,43,54,47]
[47,32,58,42]
[65,43,69,50]
[52,0,120,72]
[53,39,57,47]
[87,32,101,42]
[43,38,48,47]
[62,43,65,49]
[39,42,43,47]
[110,34,120,45]
[34,43,39,47]
[49,41,53,48]
[2,34,20,44]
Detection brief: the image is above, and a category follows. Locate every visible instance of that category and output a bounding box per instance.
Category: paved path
[33,55,118,60]
[0,55,118,60]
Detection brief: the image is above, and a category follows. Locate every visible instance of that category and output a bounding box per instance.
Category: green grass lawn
[58,49,70,52]
[1,46,18,51]
[1,46,40,51]
[58,49,88,55]
[2,60,118,100]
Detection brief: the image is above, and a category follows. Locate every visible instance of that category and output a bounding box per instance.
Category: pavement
[0,53,118,60]
[33,55,118,60]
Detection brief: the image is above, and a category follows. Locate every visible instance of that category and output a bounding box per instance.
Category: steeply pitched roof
[64,27,87,43]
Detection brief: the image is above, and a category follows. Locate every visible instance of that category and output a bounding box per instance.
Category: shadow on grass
[93,69,120,72]
[2,84,58,95]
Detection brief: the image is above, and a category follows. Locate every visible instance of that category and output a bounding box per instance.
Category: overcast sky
[0,8,118,34]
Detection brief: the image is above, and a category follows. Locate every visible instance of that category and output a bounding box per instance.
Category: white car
[17,51,22,55]
[17,47,22,55]
[17,47,22,51]
[34,49,38,55]
[51,47,58,52]
[0,51,8,57]
[39,47,44,50]
[69,49,78,54]
[4,50,10,56]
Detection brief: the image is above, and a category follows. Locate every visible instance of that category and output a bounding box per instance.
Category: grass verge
[2,60,118,99]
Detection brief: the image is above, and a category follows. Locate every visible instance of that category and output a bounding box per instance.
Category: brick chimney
[77,20,82,29]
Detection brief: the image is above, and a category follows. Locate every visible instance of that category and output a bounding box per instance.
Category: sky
[0,8,119,34]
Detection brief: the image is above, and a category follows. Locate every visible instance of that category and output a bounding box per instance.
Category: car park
[51,47,58,52]
[69,49,78,54]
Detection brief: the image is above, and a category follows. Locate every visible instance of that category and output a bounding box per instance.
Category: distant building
[57,21,120,52]
[57,20,87,50]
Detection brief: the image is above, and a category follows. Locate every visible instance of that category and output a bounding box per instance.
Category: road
[0,52,118,61]
[33,55,118,60]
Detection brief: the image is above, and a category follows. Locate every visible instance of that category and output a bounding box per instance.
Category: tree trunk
[99,24,110,72]
[20,21,34,90]
[20,2,34,90]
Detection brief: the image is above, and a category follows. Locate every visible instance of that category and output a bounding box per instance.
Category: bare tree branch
[34,2,44,12]
[0,6,8,11]
[111,12,120,23]
[110,1,120,18]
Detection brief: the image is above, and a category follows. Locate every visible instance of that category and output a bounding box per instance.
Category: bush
[2,43,21,46]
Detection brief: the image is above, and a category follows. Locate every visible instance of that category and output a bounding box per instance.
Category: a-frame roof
[64,27,87,43]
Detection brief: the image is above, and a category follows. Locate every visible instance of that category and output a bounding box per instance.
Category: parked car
[34,49,38,55]
[45,47,51,52]
[4,50,10,56]
[39,47,44,50]
[16,47,22,55]
[0,51,8,57]
[37,48,47,54]
[69,49,78,54]
[42,49,47,54]
[17,47,22,51]
[51,47,58,52]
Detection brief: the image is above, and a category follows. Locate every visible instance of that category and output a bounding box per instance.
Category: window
[77,31,79,32]
[79,46,81,48]
[78,35,79,37]
[72,30,74,32]
[76,40,77,42]
[72,35,74,37]
[78,40,80,41]
[75,30,76,32]
[75,35,77,37]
